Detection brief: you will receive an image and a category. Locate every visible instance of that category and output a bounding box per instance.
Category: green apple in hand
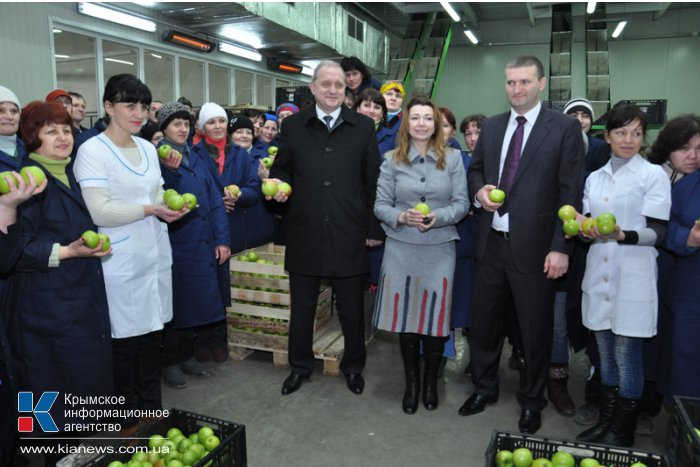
[181,193,197,210]
[226,184,240,197]
[20,166,47,186]
[489,188,506,203]
[414,202,431,216]
[166,194,185,211]
[581,217,597,236]
[97,233,111,251]
[267,146,278,156]
[0,171,19,194]
[261,179,279,197]
[563,219,581,237]
[277,182,292,196]
[157,144,172,160]
[163,189,178,204]
[262,157,273,169]
[557,204,576,222]
[82,230,100,248]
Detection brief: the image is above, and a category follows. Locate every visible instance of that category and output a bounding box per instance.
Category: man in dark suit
[458,56,584,433]
[268,61,384,396]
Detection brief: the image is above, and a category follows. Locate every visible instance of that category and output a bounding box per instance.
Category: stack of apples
[558,205,581,237]
[261,179,292,197]
[495,447,648,467]
[106,426,221,467]
[0,167,48,193]
[81,230,111,251]
[163,189,197,211]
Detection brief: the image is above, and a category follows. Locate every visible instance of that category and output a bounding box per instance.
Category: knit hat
[198,102,228,129]
[140,121,162,143]
[228,115,254,135]
[45,89,71,103]
[156,101,192,131]
[0,86,20,109]
[264,113,278,123]
[563,97,594,121]
[275,102,299,118]
[379,81,406,98]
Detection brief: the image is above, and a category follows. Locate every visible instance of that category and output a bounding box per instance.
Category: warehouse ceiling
[115,2,692,68]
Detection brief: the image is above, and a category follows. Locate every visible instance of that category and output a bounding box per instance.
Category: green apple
[582,217,597,236]
[176,438,191,453]
[0,171,20,194]
[180,450,199,466]
[262,157,273,169]
[148,434,165,450]
[158,144,172,160]
[187,433,199,444]
[181,193,197,210]
[226,184,240,197]
[188,443,205,457]
[557,204,576,222]
[163,189,178,204]
[246,251,258,262]
[132,452,149,462]
[630,463,647,467]
[98,233,111,251]
[563,219,581,237]
[20,166,47,186]
[414,202,431,216]
[489,188,506,203]
[82,230,100,248]
[237,254,249,262]
[267,146,278,156]
[163,450,180,462]
[694,426,700,437]
[107,462,125,467]
[261,179,278,197]
[495,449,514,467]
[579,459,600,467]
[512,448,533,467]
[596,212,616,225]
[277,182,292,196]
[550,451,574,467]
[597,219,616,236]
[167,194,185,211]
[166,460,184,467]
[202,435,220,451]
[532,459,552,467]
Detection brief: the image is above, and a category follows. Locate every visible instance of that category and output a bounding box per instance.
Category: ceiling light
[105,58,135,66]
[464,30,479,45]
[53,28,62,34]
[55,54,70,59]
[150,53,162,59]
[586,2,597,14]
[301,67,314,77]
[439,1,460,22]
[78,2,156,32]
[219,42,262,62]
[612,21,627,38]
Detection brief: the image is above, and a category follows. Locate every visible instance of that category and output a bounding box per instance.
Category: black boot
[577,385,617,442]
[399,333,421,414]
[422,335,447,411]
[597,396,639,447]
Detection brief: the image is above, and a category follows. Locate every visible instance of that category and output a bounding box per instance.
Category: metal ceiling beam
[525,3,536,27]
[653,2,671,21]
[457,2,480,28]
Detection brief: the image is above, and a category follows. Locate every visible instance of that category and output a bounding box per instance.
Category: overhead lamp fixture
[163,30,215,53]
[55,54,70,59]
[267,58,302,75]
[439,1,461,22]
[150,53,162,59]
[53,28,62,34]
[612,20,627,38]
[586,2,597,14]
[301,67,314,77]
[105,58,134,66]
[464,29,479,45]
[78,2,156,32]
[219,42,262,61]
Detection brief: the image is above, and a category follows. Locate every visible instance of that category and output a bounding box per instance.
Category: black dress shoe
[281,373,309,395]
[458,393,498,416]
[345,373,365,395]
[519,409,542,434]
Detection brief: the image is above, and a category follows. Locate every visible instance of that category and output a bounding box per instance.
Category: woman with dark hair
[439,107,462,152]
[352,88,393,155]
[139,121,164,147]
[373,95,468,414]
[649,114,700,181]
[4,101,111,464]
[341,56,381,98]
[573,103,671,447]
[74,74,188,436]
[460,114,487,154]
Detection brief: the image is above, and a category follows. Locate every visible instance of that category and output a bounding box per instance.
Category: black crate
[666,396,700,467]
[485,430,669,467]
[275,85,314,109]
[85,409,246,466]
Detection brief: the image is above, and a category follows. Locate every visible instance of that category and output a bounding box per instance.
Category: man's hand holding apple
[476,184,503,212]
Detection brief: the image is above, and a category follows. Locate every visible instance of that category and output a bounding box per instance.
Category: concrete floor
[23,327,670,466]
[159,329,669,467]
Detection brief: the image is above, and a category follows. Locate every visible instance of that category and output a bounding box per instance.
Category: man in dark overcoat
[269,60,384,395]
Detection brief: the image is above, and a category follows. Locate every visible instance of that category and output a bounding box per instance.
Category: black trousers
[288,273,366,376]
[194,319,228,349]
[469,231,556,411]
[112,330,162,428]
[161,324,196,368]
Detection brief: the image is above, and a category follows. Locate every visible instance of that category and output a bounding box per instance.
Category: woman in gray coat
[373,95,468,414]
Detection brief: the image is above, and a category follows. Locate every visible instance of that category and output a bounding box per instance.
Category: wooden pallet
[228,320,345,376]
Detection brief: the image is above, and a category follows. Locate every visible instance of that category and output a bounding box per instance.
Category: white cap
[198,102,228,129]
[563,97,594,120]
[0,85,20,109]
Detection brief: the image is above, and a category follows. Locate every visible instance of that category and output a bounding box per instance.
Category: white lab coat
[74,134,173,338]
[581,154,671,337]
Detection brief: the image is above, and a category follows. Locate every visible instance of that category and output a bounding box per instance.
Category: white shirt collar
[315,105,342,126]
[509,101,542,126]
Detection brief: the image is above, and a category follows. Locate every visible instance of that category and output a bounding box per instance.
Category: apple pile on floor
[163,189,197,211]
[495,448,648,467]
[105,426,220,467]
